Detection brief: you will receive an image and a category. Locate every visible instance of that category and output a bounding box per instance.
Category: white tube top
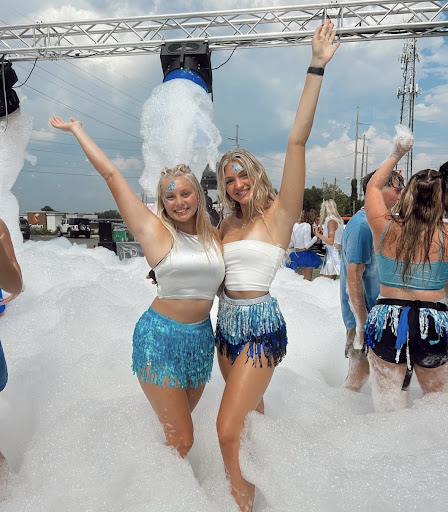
[224,239,285,291]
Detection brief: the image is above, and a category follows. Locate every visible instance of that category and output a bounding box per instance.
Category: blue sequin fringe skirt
[0,341,7,392]
[364,301,448,368]
[132,307,215,389]
[216,291,287,367]
[286,250,322,270]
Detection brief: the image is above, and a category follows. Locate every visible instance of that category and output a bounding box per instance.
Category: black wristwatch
[307,66,324,76]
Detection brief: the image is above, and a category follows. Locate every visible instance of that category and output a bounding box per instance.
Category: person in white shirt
[287,209,322,280]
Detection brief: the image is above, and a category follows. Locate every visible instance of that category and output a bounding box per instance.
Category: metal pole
[359,134,366,198]
[353,106,359,186]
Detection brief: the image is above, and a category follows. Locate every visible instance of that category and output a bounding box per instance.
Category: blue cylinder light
[163,68,208,93]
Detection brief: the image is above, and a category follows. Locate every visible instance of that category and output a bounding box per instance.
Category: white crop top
[224,240,285,291]
[154,230,225,300]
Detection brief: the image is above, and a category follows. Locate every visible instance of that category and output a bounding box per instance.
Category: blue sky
[1,0,447,214]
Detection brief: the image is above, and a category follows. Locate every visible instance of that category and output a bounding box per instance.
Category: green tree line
[303,180,364,218]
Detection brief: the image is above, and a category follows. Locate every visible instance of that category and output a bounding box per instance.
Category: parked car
[59,217,91,238]
[19,217,30,240]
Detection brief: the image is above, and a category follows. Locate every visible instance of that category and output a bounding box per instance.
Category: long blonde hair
[384,169,447,281]
[217,149,276,219]
[157,164,219,253]
[319,199,343,227]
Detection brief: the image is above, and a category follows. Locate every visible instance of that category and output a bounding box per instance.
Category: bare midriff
[225,289,269,300]
[380,285,445,302]
[150,296,214,324]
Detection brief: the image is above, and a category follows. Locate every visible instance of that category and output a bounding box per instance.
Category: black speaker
[0,61,18,90]
[0,88,20,117]
[0,61,20,118]
[98,221,113,242]
[98,241,117,254]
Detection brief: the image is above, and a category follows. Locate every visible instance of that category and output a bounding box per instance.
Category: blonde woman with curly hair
[315,198,344,279]
[215,21,339,512]
[364,127,448,412]
[50,117,224,458]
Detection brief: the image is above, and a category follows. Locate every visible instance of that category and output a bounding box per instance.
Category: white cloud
[110,155,143,172]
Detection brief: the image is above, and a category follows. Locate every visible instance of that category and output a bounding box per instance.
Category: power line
[31,128,141,144]
[62,60,144,107]
[22,84,142,140]
[20,168,140,178]
[29,147,143,158]
[29,138,142,152]
[14,62,140,121]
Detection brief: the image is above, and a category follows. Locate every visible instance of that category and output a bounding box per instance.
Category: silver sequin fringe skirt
[215,291,287,367]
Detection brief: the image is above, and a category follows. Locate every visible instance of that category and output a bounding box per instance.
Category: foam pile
[1,245,447,511]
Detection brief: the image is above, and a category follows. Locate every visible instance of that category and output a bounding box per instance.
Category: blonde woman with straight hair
[214,21,339,512]
[50,117,225,459]
[315,198,344,278]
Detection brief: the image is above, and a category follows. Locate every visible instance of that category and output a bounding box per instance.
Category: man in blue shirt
[340,170,404,391]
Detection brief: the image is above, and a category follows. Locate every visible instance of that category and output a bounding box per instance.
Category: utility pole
[353,107,360,186]
[351,107,369,214]
[228,124,242,148]
[397,39,421,181]
[359,134,366,198]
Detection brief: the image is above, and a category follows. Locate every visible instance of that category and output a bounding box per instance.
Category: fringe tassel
[132,308,215,389]
[216,293,287,368]
[364,304,448,369]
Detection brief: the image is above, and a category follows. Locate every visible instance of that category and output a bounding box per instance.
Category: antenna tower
[397,38,421,181]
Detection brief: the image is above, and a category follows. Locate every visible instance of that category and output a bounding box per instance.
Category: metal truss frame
[0,1,447,61]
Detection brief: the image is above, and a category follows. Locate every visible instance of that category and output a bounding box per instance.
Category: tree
[322,182,352,216]
[41,205,55,211]
[95,209,122,219]
[302,184,363,218]
[303,186,323,212]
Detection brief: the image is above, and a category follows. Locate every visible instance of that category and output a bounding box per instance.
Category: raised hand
[50,116,82,133]
[311,19,340,68]
[391,124,414,158]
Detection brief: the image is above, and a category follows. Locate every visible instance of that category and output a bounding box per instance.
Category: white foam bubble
[0,110,33,247]
[139,79,222,195]
[1,250,447,511]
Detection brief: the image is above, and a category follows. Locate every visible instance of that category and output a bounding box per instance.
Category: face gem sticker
[165,180,176,192]
[231,164,244,173]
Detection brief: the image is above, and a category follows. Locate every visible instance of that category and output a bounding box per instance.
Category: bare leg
[218,352,264,414]
[368,351,408,412]
[217,347,275,512]
[342,330,370,391]
[0,452,8,495]
[139,376,203,457]
[186,385,206,412]
[414,363,448,394]
[343,356,370,391]
[302,268,313,281]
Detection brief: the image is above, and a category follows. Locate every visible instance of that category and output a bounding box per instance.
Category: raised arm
[276,20,340,223]
[49,117,166,248]
[314,219,337,246]
[365,125,413,237]
[0,220,22,296]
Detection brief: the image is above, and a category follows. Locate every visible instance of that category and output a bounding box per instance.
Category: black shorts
[364,298,448,369]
